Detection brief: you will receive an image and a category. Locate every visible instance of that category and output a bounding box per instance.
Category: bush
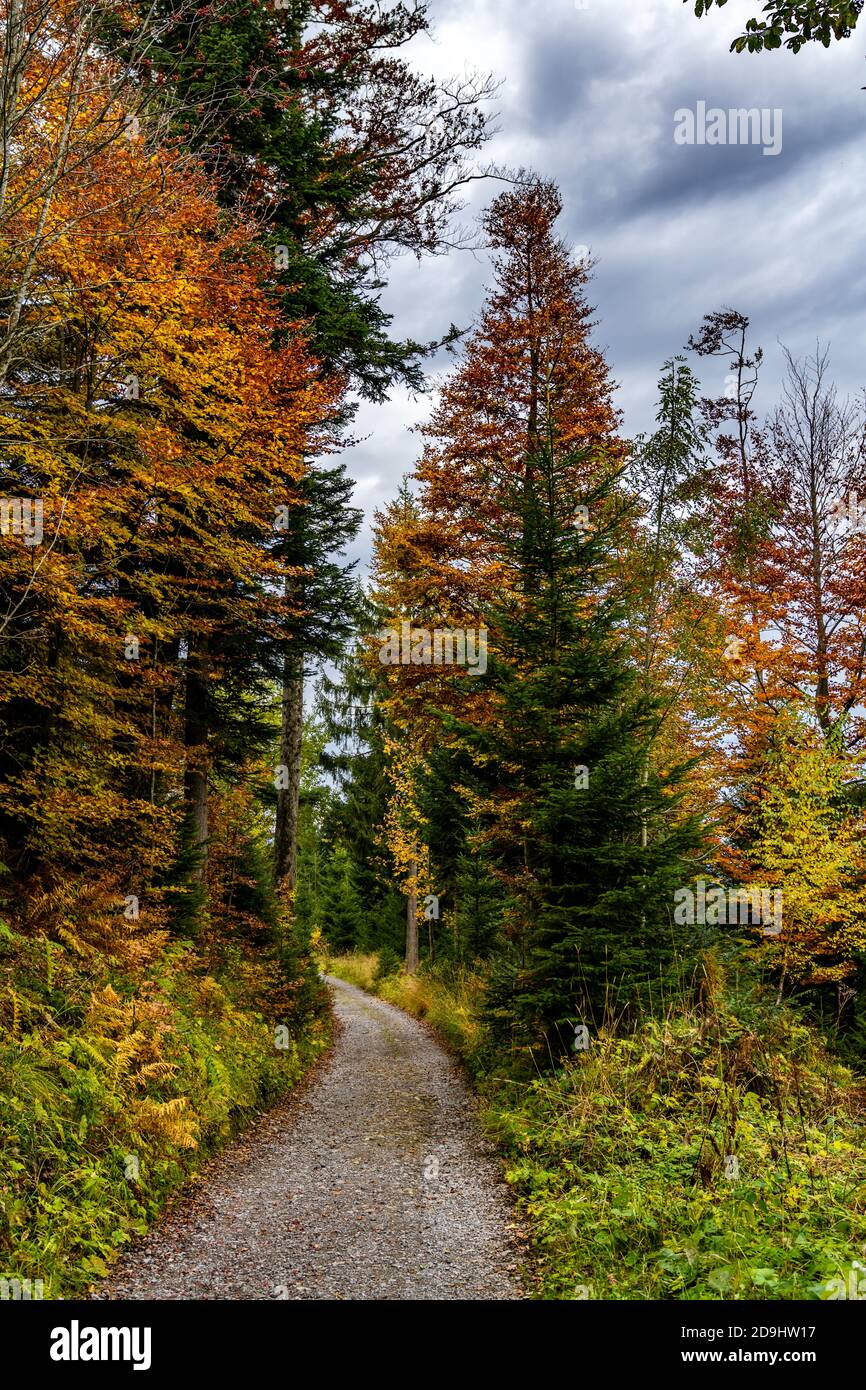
[490,965,866,1299]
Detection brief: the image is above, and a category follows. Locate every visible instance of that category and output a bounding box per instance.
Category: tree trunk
[274,660,304,901]
[183,637,209,880]
[405,856,419,974]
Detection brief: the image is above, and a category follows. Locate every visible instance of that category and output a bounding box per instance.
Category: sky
[341,0,866,572]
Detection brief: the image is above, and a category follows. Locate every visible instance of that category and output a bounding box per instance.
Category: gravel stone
[94,976,524,1301]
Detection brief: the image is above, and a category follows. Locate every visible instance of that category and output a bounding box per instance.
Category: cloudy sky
[341,0,866,571]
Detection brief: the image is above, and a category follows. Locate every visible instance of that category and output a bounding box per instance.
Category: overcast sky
[341,0,866,572]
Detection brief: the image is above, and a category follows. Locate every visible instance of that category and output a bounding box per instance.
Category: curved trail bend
[97,975,523,1301]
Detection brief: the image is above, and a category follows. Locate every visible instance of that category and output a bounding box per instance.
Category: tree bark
[405,855,419,973]
[274,659,304,901]
[183,637,209,880]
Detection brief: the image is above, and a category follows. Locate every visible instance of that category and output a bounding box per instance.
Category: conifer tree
[129,0,496,900]
[446,446,706,1045]
[317,844,367,953]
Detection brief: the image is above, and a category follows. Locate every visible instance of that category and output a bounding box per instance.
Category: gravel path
[95,976,523,1301]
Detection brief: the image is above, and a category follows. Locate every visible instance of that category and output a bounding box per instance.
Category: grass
[324,946,866,1300]
[324,950,380,993]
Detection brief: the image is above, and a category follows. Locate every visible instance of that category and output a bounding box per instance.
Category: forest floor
[93,976,524,1301]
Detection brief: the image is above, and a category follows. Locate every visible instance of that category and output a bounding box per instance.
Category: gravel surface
[95,976,524,1301]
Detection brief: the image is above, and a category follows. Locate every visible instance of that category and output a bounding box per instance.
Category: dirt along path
[95,975,524,1301]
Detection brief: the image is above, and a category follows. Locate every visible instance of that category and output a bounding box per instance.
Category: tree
[625,357,722,828]
[136,0,496,396]
[272,458,362,902]
[628,356,711,695]
[0,0,197,386]
[368,175,626,801]
[443,447,706,1045]
[743,711,866,999]
[451,844,504,963]
[132,0,499,908]
[686,308,788,876]
[0,47,329,941]
[685,317,866,873]
[410,176,623,623]
[763,346,866,747]
[689,0,863,53]
[310,650,408,956]
[317,844,367,953]
[365,179,629,976]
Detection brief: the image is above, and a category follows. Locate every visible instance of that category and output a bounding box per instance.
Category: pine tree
[317,844,367,953]
[447,445,707,1046]
[272,458,363,901]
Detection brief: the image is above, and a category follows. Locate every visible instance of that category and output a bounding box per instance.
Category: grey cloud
[338,0,866,576]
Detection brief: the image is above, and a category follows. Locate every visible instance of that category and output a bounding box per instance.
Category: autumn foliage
[3,0,866,1305]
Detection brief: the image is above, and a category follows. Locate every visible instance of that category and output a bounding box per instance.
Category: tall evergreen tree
[447,446,707,1046]
[272,459,363,901]
[317,844,367,953]
[313,650,407,954]
[130,0,493,394]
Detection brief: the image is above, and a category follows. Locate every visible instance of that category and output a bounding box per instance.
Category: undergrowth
[0,919,329,1297]
[325,950,485,1063]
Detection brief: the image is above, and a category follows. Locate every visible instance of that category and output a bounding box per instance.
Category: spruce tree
[448,445,707,1047]
[117,0,493,909]
[313,652,407,956]
[318,844,367,953]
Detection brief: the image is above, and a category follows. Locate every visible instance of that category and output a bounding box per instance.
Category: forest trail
[95,977,523,1301]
